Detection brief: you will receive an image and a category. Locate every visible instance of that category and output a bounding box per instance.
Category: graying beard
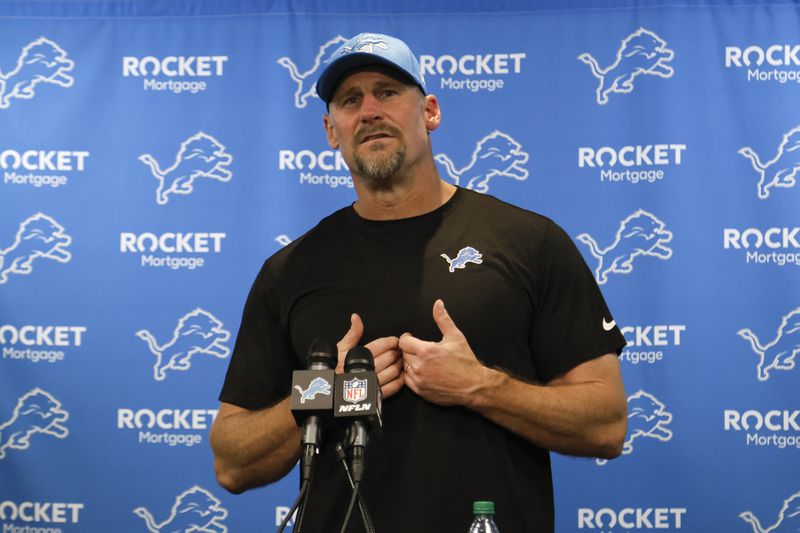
[355,149,406,192]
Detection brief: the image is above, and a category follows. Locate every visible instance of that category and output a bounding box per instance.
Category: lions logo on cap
[337,34,390,56]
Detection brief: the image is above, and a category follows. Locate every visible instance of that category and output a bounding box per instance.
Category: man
[210,33,627,532]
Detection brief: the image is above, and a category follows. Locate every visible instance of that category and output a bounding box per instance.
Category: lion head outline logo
[135,308,231,381]
[0,37,75,109]
[597,389,673,466]
[739,490,800,533]
[738,307,800,381]
[739,125,800,200]
[138,132,233,205]
[578,28,675,105]
[276,35,348,109]
[0,388,69,459]
[0,212,72,284]
[133,485,228,533]
[435,131,529,193]
[576,209,673,285]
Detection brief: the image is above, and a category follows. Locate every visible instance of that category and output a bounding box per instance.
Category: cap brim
[316,52,421,104]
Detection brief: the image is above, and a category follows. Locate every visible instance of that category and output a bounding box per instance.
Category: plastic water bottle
[469,501,500,532]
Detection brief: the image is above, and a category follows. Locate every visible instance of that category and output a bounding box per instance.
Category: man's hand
[400,300,487,406]
[336,313,404,398]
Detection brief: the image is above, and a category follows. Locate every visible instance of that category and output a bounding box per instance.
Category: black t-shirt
[220,188,625,532]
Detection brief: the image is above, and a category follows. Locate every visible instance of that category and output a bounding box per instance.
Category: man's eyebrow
[334,84,363,100]
[373,79,404,90]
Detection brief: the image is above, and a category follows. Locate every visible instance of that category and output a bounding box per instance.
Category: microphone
[334,346,382,483]
[290,339,336,482]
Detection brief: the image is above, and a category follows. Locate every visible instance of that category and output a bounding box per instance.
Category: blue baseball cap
[315,33,426,104]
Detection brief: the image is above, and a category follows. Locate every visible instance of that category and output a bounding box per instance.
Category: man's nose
[359,94,383,122]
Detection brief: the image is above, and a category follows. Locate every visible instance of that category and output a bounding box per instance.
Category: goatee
[355,146,406,192]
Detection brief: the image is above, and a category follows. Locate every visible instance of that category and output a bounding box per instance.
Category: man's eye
[341,95,360,106]
[378,89,397,98]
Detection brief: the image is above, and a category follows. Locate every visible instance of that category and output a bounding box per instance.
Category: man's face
[323,68,439,191]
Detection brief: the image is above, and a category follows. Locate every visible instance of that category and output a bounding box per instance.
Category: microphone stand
[335,441,375,533]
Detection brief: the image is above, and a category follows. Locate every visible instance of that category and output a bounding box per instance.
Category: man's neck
[352,175,456,221]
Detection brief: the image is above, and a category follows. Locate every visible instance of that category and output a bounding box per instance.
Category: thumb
[432,299,459,339]
[337,313,364,353]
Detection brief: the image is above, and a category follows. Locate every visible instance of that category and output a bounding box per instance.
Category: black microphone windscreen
[307,338,335,369]
[344,346,374,372]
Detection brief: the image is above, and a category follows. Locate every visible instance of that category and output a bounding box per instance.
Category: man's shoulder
[457,188,555,233]
[262,206,351,275]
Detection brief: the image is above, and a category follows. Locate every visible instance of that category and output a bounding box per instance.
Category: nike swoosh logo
[603,318,616,331]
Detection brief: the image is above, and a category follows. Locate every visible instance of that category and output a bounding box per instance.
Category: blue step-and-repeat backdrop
[0,0,798,531]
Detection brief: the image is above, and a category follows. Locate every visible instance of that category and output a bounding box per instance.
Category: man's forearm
[466,358,627,458]
[210,398,301,493]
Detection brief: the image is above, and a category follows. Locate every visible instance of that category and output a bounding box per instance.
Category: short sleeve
[528,220,626,382]
[218,262,298,409]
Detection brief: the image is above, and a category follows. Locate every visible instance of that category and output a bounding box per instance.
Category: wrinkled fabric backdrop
[0,1,797,531]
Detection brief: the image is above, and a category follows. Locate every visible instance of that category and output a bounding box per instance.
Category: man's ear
[424,94,441,133]
[323,114,340,149]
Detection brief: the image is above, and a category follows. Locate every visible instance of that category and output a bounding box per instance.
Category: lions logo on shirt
[440,246,483,273]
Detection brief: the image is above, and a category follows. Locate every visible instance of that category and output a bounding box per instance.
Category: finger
[336,313,363,353]
[402,353,422,375]
[377,358,403,386]
[365,336,400,358]
[381,374,405,399]
[403,369,421,396]
[432,299,460,339]
[373,348,401,373]
[398,331,430,355]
